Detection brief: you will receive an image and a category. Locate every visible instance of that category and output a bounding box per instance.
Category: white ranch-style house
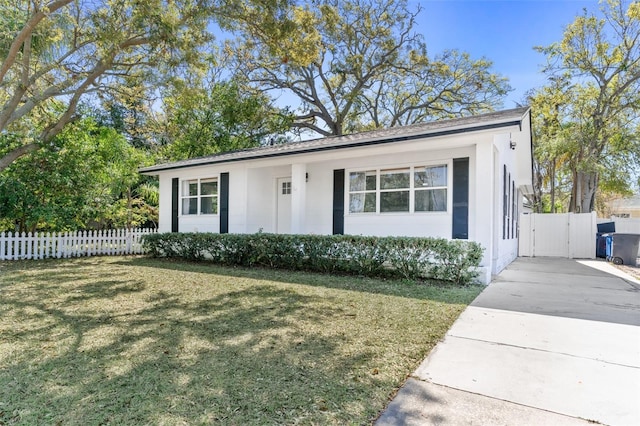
[140,107,533,284]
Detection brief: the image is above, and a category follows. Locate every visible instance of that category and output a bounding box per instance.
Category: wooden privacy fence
[0,228,157,261]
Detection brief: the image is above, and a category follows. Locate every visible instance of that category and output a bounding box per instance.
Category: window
[348,164,448,214]
[512,181,516,238]
[181,178,218,215]
[380,168,410,212]
[414,165,447,212]
[282,181,291,195]
[349,170,376,213]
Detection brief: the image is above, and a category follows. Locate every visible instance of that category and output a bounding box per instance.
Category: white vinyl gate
[519,212,597,259]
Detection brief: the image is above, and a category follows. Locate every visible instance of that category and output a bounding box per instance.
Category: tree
[233,0,510,137]
[0,0,214,172]
[353,49,511,131]
[160,78,293,161]
[528,80,575,213]
[535,0,640,212]
[0,118,154,232]
[0,0,319,172]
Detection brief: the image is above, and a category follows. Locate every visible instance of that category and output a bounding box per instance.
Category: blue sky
[412,0,602,107]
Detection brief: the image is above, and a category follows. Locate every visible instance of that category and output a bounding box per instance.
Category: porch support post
[475,141,494,284]
[291,163,307,234]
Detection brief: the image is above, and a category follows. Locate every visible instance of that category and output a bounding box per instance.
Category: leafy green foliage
[531,0,640,212]
[0,0,317,171]
[0,119,157,232]
[142,233,484,285]
[161,80,292,160]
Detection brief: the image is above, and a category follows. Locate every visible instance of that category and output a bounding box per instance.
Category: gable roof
[140,107,530,174]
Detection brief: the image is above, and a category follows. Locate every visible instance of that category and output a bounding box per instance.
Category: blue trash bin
[603,234,614,260]
[596,233,608,258]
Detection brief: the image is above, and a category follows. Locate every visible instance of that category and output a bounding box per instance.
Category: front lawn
[0,257,481,425]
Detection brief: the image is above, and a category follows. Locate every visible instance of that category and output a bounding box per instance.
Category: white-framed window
[414,165,447,212]
[282,181,292,195]
[348,164,448,214]
[181,177,218,215]
[380,168,410,212]
[349,170,377,213]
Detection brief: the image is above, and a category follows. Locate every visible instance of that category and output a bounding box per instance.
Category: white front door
[277,177,292,234]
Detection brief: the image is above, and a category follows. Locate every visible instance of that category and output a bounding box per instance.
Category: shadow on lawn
[114,256,478,305]
[0,260,395,425]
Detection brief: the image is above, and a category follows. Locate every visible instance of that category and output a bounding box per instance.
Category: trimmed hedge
[142,233,484,285]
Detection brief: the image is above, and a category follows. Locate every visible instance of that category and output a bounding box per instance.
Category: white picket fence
[0,228,157,261]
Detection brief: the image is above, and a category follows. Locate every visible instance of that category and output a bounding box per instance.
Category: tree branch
[0,143,41,173]
[0,0,74,84]
[41,58,113,142]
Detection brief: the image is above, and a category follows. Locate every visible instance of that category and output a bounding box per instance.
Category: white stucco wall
[304,163,334,234]
[158,174,173,233]
[228,168,247,233]
[491,132,522,276]
[245,165,291,233]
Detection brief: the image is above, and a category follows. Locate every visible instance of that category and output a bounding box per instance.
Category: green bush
[142,233,484,285]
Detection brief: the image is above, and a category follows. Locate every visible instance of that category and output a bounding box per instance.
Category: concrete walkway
[376,257,640,425]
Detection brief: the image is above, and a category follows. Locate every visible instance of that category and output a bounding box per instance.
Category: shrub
[142,233,484,285]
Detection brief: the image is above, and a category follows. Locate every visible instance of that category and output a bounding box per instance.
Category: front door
[277,177,292,234]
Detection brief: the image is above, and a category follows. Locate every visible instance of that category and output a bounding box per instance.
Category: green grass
[0,257,482,425]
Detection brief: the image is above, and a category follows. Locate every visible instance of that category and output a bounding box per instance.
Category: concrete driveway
[377,257,640,425]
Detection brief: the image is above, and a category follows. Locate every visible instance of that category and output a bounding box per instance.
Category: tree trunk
[570,171,598,213]
[532,167,544,213]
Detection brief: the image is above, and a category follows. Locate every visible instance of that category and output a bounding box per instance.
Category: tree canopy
[0,118,155,232]
[232,0,511,137]
[9,0,638,231]
[0,0,318,172]
[160,78,293,161]
[531,0,640,213]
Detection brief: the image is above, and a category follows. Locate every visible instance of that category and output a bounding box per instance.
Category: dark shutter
[171,178,179,233]
[452,158,469,239]
[503,165,507,240]
[220,172,229,234]
[507,172,511,239]
[333,169,345,235]
[512,181,516,239]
